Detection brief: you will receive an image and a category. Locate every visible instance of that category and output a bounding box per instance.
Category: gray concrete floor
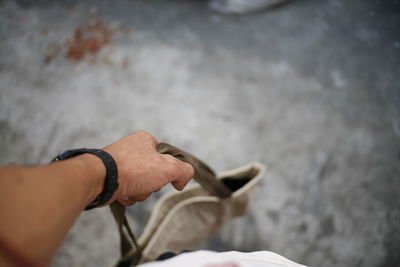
[1,0,400,266]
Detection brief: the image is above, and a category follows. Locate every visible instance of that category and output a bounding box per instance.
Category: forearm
[0,154,104,266]
[0,131,194,267]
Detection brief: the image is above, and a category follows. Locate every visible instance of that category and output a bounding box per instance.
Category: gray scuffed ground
[0,0,399,266]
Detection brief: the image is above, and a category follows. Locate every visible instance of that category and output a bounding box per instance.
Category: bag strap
[156,143,232,198]
[110,202,142,267]
[110,143,233,266]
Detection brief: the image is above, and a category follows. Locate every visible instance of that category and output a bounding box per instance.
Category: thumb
[170,160,194,191]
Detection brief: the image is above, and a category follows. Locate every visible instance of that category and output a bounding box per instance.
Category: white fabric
[139,250,308,267]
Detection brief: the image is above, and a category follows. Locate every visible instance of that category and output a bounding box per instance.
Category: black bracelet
[52,148,119,210]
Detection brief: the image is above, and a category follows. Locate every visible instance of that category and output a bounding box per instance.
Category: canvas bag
[109,143,266,267]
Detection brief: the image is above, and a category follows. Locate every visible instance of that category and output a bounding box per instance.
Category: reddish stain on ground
[64,20,112,61]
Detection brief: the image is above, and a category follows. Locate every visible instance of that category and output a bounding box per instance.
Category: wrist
[75,154,106,206]
[52,148,119,209]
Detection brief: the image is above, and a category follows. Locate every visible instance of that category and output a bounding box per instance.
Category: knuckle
[162,154,175,165]
[134,130,150,138]
[134,130,157,144]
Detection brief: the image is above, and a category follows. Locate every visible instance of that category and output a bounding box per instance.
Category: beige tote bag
[110,143,266,267]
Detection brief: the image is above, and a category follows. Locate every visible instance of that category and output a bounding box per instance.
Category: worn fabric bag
[110,143,266,267]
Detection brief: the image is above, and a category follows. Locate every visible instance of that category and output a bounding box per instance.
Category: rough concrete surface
[0,0,399,266]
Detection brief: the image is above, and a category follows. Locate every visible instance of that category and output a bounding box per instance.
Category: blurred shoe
[209,0,290,14]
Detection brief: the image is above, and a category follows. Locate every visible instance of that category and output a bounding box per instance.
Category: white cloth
[139,250,308,267]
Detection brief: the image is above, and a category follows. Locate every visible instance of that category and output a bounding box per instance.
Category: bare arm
[0,131,194,266]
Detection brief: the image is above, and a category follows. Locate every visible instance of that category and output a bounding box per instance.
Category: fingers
[171,178,191,191]
[162,155,195,191]
[108,130,194,209]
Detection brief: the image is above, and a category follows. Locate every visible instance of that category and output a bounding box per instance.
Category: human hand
[103,131,194,206]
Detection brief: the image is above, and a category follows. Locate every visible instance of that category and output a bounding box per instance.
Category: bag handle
[156,143,232,198]
[110,202,142,267]
[110,143,233,266]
